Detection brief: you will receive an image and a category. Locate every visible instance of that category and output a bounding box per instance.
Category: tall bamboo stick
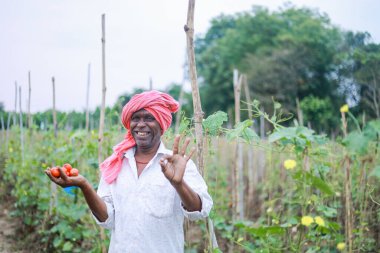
[86,63,91,132]
[19,85,24,164]
[27,71,32,128]
[185,0,204,175]
[296,97,304,126]
[99,14,107,166]
[233,69,244,220]
[13,82,18,127]
[341,111,353,252]
[243,75,255,216]
[6,112,11,151]
[185,1,218,250]
[149,77,153,90]
[98,14,108,253]
[0,114,5,145]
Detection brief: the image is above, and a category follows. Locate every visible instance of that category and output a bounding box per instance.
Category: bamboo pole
[99,14,107,167]
[149,77,153,90]
[86,63,91,132]
[6,112,11,151]
[185,0,204,175]
[296,97,304,126]
[19,85,24,165]
[184,0,218,250]
[0,114,4,143]
[98,14,108,253]
[50,77,58,214]
[27,71,32,129]
[243,74,255,216]
[233,69,244,220]
[13,82,17,126]
[341,111,353,252]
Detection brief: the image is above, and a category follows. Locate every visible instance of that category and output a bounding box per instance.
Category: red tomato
[70,168,79,177]
[51,167,60,178]
[63,163,72,172]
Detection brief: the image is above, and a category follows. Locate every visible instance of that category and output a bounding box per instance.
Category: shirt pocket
[143,178,175,218]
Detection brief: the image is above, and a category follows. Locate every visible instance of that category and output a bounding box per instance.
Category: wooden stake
[86,63,91,132]
[243,75,255,216]
[98,14,108,253]
[296,97,304,126]
[5,112,11,151]
[233,69,244,220]
[0,114,5,145]
[184,0,218,250]
[27,71,32,129]
[149,76,153,90]
[185,0,204,175]
[13,82,17,127]
[19,85,24,165]
[99,14,107,166]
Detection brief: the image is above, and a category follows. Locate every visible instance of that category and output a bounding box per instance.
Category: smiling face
[130,109,162,152]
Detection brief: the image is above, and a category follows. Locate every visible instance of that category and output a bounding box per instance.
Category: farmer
[45,90,213,253]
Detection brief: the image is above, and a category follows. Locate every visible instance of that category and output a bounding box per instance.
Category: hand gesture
[45,167,86,189]
[159,135,195,186]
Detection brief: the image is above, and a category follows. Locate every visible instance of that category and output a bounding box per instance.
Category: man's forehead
[132,109,153,117]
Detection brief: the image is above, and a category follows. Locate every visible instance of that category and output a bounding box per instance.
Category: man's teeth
[137,132,148,136]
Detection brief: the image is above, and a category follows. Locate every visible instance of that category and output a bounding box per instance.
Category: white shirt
[93,142,213,253]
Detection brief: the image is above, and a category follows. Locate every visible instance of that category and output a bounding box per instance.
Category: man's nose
[136,119,147,126]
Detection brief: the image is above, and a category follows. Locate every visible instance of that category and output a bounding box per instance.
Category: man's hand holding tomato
[45,166,86,189]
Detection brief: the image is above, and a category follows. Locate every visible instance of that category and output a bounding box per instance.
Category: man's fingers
[172,135,181,155]
[180,138,191,156]
[186,147,196,161]
[58,166,69,180]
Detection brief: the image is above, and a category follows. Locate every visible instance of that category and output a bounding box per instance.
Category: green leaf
[202,111,228,136]
[226,120,259,143]
[317,205,337,218]
[306,173,334,196]
[62,241,73,251]
[245,226,286,237]
[342,131,370,155]
[53,237,62,248]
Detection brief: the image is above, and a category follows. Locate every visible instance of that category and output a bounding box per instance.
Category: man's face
[130,109,162,150]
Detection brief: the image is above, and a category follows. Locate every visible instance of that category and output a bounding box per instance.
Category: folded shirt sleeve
[181,159,213,221]
[92,177,115,230]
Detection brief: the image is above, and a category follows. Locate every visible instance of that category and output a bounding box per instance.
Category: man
[45,90,213,253]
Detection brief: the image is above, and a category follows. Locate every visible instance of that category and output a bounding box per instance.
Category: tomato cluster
[50,163,79,178]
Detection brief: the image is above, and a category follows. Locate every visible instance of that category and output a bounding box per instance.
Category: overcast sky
[1,0,379,113]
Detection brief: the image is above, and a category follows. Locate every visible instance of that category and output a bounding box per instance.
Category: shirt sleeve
[180,159,213,221]
[92,176,115,230]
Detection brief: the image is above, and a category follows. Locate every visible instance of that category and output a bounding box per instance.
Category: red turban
[100,90,179,184]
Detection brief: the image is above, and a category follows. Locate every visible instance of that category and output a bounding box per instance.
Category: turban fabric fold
[100,90,179,184]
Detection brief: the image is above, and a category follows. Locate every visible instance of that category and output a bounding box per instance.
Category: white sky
[0,0,379,113]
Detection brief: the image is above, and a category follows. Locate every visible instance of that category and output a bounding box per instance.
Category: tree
[195,5,348,131]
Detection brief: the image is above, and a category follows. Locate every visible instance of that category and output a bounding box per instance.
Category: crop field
[0,105,379,252]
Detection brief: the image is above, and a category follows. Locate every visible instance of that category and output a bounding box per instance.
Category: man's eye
[146,116,154,121]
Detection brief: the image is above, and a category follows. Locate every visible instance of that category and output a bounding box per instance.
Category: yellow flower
[284,159,297,170]
[314,216,325,227]
[301,216,314,227]
[337,242,346,251]
[340,104,349,113]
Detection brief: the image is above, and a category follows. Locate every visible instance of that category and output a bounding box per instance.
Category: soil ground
[0,202,25,253]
